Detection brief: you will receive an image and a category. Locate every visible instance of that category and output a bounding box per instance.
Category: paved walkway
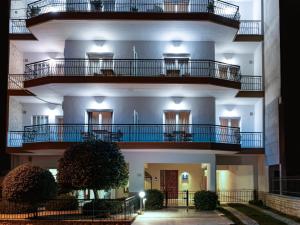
[223,206,258,225]
[132,208,233,225]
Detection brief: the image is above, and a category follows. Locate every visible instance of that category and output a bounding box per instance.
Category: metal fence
[240,132,264,148]
[241,75,263,91]
[8,74,25,89]
[238,20,262,35]
[23,58,241,82]
[26,0,240,20]
[218,190,255,203]
[0,196,138,220]
[270,177,300,197]
[9,19,31,34]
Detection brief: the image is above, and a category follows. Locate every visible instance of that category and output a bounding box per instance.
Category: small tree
[57,140,128,198]
[2,164,57,204]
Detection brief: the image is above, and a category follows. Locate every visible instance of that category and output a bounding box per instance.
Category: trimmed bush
[45,194,79,211]
[145,189,164,210]
[194,191,218,210]
[0,200,37,214]
[2,164,57,204]
[82,199,123,217]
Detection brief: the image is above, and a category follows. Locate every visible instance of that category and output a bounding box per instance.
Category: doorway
[160,170,179,198]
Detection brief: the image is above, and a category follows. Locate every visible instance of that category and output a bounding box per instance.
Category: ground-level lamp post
[138,191,146,214]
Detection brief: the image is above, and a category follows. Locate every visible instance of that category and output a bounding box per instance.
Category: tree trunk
[93,189,99,199]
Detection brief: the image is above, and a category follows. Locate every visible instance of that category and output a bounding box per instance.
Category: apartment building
[6,0,267,197]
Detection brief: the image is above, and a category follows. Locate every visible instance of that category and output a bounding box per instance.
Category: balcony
[9,19,36,40]
[6,124,263,152]
[236,75,264,98]
[235,20,263,42]
[26,0,240,21]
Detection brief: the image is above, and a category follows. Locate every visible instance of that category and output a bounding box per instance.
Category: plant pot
[91,1,103,11]
[30,7,41,17]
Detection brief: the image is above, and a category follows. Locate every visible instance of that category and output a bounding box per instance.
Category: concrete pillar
[207,157,216,192]
[128,160,144,193]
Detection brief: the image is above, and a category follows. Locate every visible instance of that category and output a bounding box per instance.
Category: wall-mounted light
[172,40,182,47]
[94,96,105,104]
[95,40,106,47]
[48,103,57,110]
[181,172,189,183]
[172,96,184,104]
[223,53,234,60]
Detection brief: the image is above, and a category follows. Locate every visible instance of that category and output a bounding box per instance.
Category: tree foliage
[57,140,128,192]
[2,164,57,204]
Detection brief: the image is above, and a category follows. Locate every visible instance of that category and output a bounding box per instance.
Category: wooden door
[160,170,178,198]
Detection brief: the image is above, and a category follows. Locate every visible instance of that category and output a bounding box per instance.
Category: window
[164,58,190,76]
[87,53,114,76]
[164,111,191,133]
[32,115,49,125]
[87,111,113,132]
[164,0,189,12]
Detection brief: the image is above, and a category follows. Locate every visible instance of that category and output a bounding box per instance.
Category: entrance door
[160,170,178,198]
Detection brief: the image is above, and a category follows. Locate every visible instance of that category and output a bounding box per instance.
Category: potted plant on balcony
[207,1,214,13]
[90,0,103,11]
[130,6,138,12]
[29,6,41,17]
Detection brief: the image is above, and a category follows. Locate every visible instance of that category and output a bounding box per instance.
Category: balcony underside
[234,34,264,42]
[7,141,241,154]
[236,90,264,98]
[27,11,239,28]
[24,76,241,89]
[27,18,238,42]
[6,142,264,155]
[9,33,37,40]
[23,83,239,103]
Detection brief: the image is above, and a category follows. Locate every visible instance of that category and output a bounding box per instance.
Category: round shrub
[2,164,57,204]
[145,189,164,210]
[0,200,37,214]
[45,194,79,211]
[82,199,123,217]
[194,191,218,210]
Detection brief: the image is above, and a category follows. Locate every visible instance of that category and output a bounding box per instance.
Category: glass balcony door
[164,0,190,12]
[164,58,190,76]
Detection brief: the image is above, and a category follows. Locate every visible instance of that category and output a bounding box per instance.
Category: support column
[207,156,217,192]
[128,160,144,193]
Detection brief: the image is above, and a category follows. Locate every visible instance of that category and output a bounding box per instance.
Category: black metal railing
[9,19,31,34]
[8,74,25,89]
[23,58,241,82]
[241,75,263,91]
[164,191,195,208]
[8,123,241,147]
[26,0,240,20]
[270,177,300,197]
[0,196,138,220]
[238,20,262,35]
[218,190,255,203]
[240,132,264,148]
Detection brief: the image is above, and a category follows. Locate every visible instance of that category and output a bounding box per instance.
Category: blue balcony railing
[7,124,263,149]
[240,132,264,148]
[9,19,31,34]
[238,20,263,35]
[26,0,240,20]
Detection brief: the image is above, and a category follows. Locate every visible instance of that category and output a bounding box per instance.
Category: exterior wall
[8,98,23,131]
[254,101,263,132]
[216,104,261,132]
[64,40,215,60]
[63,96,215,125]
[216,53,254,75]
[254,43,263,77]
[123,151,216,192]
[217,165,254,191]
[216,155,268,192]
[145,163,206,192]
[22,103,63,126]
[9,43,23,74]
[259,193,300,218]
[263,0,281,166]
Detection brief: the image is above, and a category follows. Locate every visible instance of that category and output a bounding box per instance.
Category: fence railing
[241,75,263,91]
[240,132,264,148]
[218,190,255,203]
[9,19,31,34]
[26,0,240,20]
[270,177,300,197]
[8,123,241,147]
[0,196,138,220]
[8,74,25,89]
[238,20,262,35]
[23,58,241,82]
